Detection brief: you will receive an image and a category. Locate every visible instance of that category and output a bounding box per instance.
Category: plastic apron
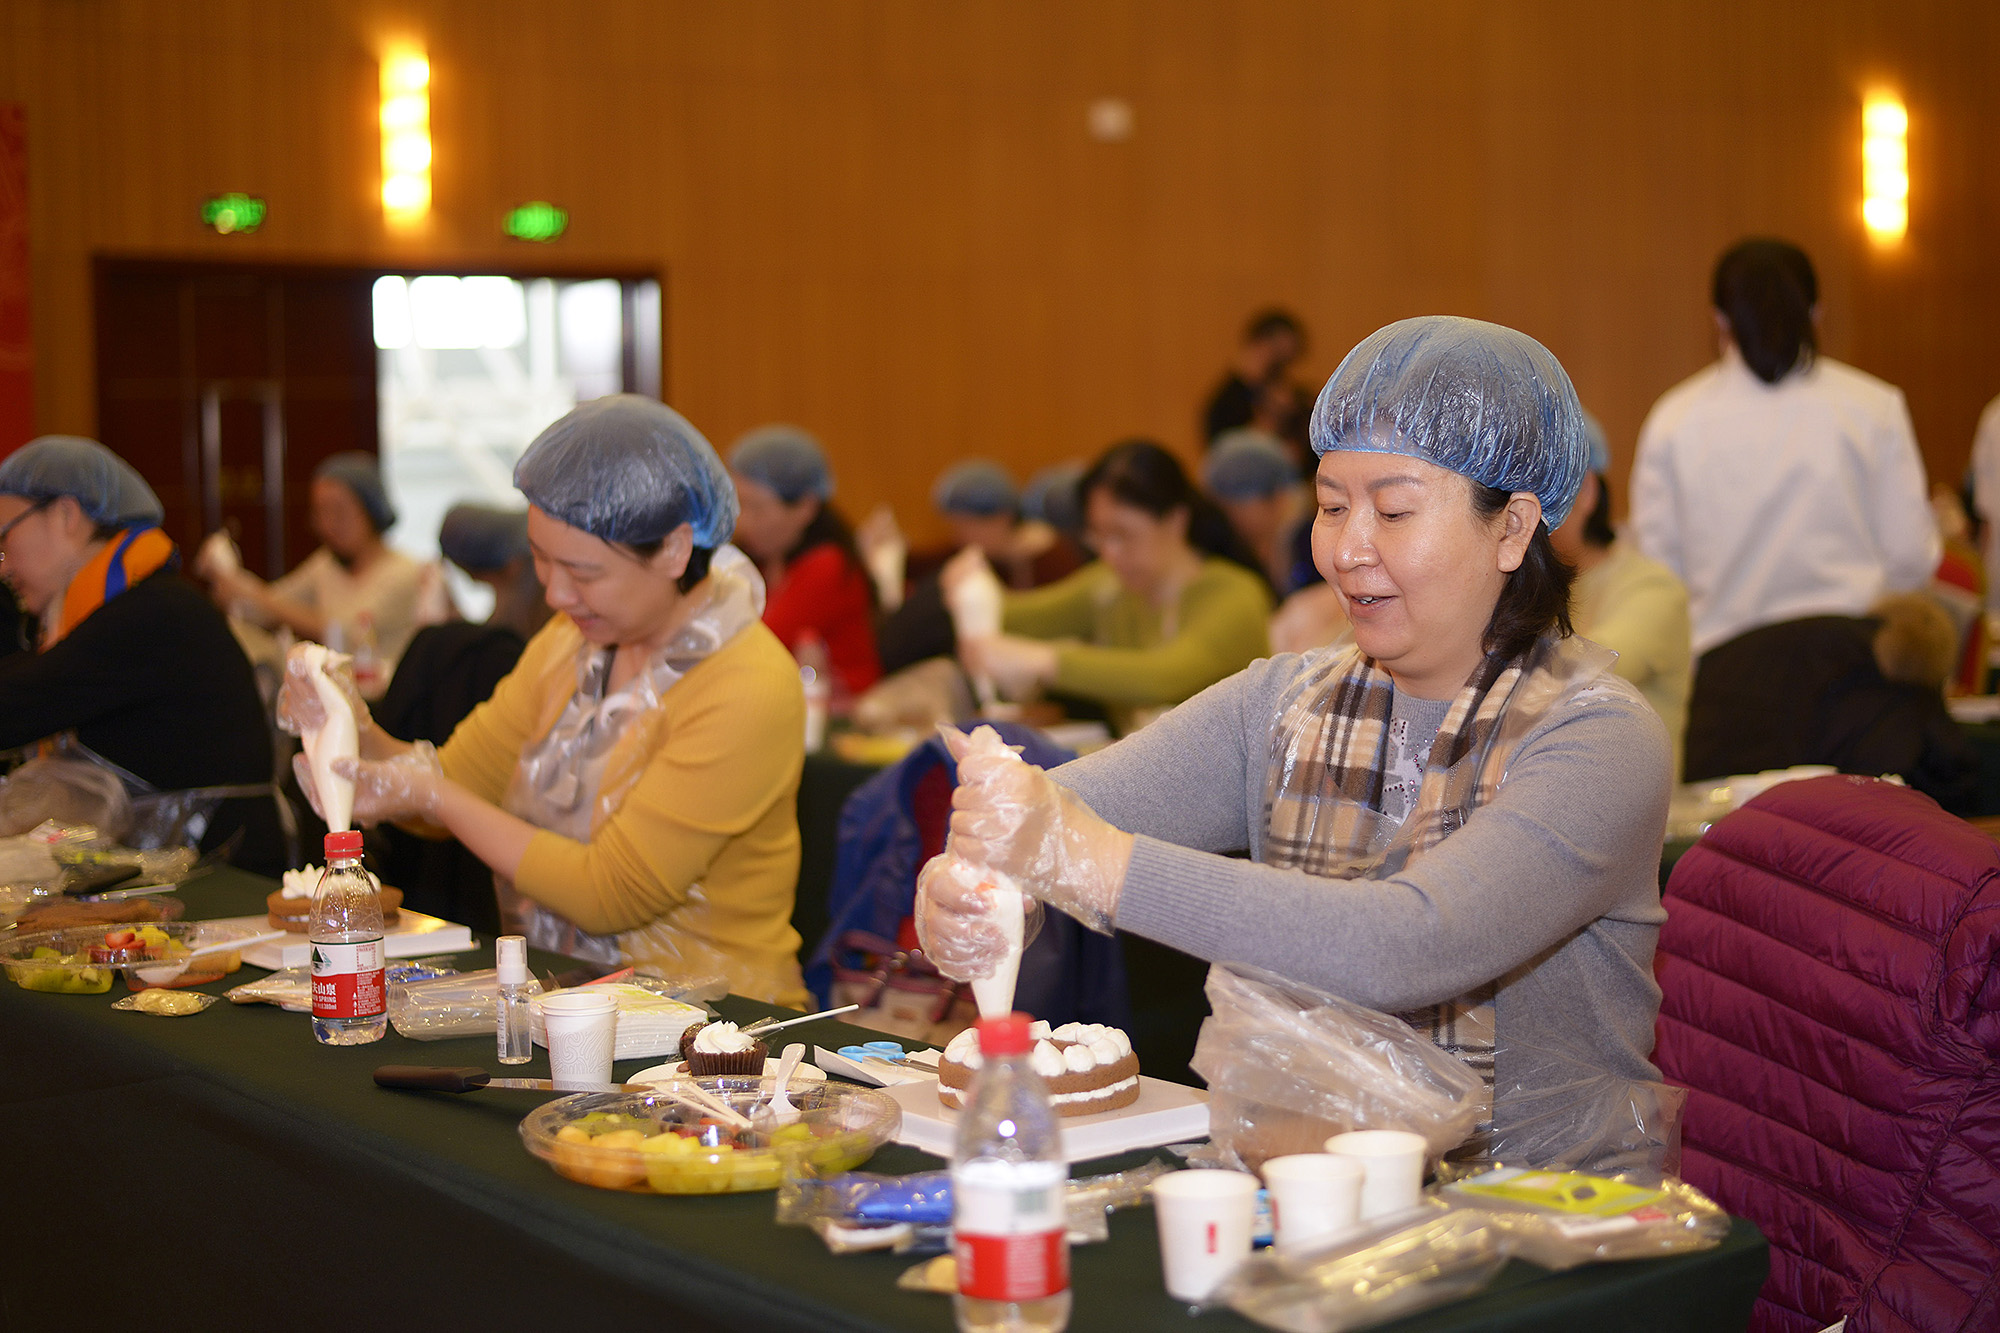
[1259,634,1685,1175]
[496,546,765,971]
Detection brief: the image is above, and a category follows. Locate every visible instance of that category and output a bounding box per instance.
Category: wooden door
[94,259,378,576]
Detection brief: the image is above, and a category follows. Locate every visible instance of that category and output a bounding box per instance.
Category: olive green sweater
[1002,558,1272,732]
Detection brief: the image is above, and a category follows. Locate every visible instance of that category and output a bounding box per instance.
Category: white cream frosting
[1049,1075,1139,1106]
[280,866,321,899]
[946,1023,1133,1077]
[692,1021,756,1055]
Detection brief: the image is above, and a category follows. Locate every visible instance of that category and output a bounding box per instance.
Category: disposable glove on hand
[913,852,1045,985]
[940,725,1132,935]
[275,642,373,738]
[958,633,1058,701]
[294,742,444,826]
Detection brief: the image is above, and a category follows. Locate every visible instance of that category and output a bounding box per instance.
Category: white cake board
[882,1074,1209,1162]
[205,910,476,970]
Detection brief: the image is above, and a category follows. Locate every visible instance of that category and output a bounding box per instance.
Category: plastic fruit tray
[519,1077,900,1195]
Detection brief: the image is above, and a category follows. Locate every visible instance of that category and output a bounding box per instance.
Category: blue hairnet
[514,395,738,548]
[1309,316,1589,529]
[1579,411,1611,476]
[933,460,1018,517]
[1204,429,1298,500]
[1021,461,1085,538]
[438,503,530,574]
[313,452,397,533]
[728,425,833,504]
[0,436,163,526]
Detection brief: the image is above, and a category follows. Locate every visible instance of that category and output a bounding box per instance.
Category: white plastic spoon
[756,1043,808,1129]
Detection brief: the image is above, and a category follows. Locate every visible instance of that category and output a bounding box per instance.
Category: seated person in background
[877,461,1086,678]
[1204,427,1319,597]
[924,459,1085,589]
[373,503,545,934]
[285,396,810,1005]
[952,439,1272,735]
[728,424,882,703]
[0,436,283,871]
[200,451,437,696]
[1682,595,1976,812]
[1548,414,1692,777]
[1021,460,1088,549]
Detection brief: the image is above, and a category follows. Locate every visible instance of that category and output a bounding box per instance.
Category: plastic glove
[941,725,1133,934]
[276,642,373,738]
[293,742,443,826]
[958,634,1058,701]
[913,851,1045,985]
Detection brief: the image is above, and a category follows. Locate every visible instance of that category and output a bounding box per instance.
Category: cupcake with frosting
[678,1020,768,1076]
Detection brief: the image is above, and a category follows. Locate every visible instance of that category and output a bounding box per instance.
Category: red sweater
[763,543,881,699]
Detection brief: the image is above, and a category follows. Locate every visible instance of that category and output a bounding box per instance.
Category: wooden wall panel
[3,0,1998,547]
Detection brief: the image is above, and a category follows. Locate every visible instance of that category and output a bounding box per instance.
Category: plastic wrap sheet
[1190,963,1484,1171]
[1215,1203,1507,1333]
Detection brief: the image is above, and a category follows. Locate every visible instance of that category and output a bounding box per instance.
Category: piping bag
[940,725,1034,1018]
[944,559,1006,711]
[296,642,359,832]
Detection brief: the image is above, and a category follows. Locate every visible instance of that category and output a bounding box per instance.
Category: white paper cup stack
[539,990,618,1089]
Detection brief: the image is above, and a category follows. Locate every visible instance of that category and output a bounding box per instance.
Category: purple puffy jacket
[1657,774,2000,1333]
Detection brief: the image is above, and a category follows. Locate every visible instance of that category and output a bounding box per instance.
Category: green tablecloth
[0,869,1765,1330]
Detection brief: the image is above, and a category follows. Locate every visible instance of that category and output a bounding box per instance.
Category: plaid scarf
[1259,634,1611,1124]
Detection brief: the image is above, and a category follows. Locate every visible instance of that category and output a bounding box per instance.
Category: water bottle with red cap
[309,829,386,1045]
[951,1012,1071,1333]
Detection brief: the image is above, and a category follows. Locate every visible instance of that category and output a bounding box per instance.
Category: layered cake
[266,864,402,932]
[677,1020,769,1076]
[938,1020,1140,1117]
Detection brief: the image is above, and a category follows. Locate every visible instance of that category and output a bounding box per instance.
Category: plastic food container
[519,1078,901,1195]
[0,921,260,995]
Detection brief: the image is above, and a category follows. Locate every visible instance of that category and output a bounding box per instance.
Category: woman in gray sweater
[920,316,1675,1170]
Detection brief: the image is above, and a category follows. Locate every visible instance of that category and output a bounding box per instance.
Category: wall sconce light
[381,47,432,226]
[1861,96,1908,244]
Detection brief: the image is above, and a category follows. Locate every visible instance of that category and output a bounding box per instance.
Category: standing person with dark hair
[1631,238,1937,779]
[1630,238,1937,660]
[921,318,1678,1174]
[1203,308,1311,462]
[727,425,882,703]
[1549,415,1691,777]
[948,439,1272,735]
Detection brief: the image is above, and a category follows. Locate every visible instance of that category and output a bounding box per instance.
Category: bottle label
[953,1161,1069,1302]
[312,937,385,1019]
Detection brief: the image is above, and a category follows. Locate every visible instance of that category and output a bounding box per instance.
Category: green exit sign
[202,193,266,235]
[504,201,568,242]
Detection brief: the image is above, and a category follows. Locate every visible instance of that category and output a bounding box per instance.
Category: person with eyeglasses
[0,437,283,870]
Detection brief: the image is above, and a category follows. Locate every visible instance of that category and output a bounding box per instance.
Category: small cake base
[678,1021,769,1076]
[267,886,402,932]
[938,1021,1141,1118]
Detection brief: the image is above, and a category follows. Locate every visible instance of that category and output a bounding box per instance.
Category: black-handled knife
[373,1065,655,1095]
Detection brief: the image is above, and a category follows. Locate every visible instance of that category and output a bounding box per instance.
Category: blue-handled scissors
[837,1041,909,1064]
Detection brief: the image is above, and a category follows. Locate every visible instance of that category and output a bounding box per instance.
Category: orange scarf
[49,526,177,646]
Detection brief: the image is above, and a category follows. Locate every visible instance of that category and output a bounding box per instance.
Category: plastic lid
[323,829,364,857]
[496,935,528,985]
[976,1012,1035,1057]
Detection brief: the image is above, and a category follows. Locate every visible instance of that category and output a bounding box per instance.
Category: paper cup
[1259,1153,1364,1249]
[1153,1169,1259,1303]
[1323,1130,1428,1220]
[540,991,618,1089]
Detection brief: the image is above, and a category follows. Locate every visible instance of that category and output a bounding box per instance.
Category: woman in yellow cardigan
[283,396,808,1006]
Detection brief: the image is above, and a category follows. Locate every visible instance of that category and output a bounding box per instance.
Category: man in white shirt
[1630,239,1938,659]
[1968,393,2000,613]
